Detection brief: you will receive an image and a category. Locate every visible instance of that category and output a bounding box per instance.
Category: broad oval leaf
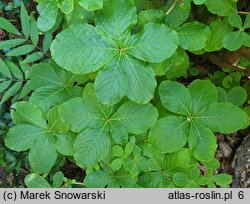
[51,24,117,74]
[159,80,192,116]
[95,0,136,41]
[5,124,45,151]
[188,80,218,114]
[149,116,188,153]
[197,102,248,134]
[74,128,111,167]
[25,174,51,188]
[112,101,158,134]
[127,23,179,63]
[176,21,211,51]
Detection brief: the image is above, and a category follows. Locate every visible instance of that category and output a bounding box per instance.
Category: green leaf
[94,55,128,105]
[46,106,69,133]
[149,116,188,153]
[137,9,165,28]
[197,102,248,134]
[17,82,31,100]
[223,31,244,51]
[95,0,136,41]
[51,24,117,74]
[173,172,189,187]
[30,14,39,46]
[25,174,51,188]
[193,0,207,5]
[164,148,197,173]
[176,21,211,51]
[205,0,237,16]
[212,174,232,186]
[112,101,158,134]
[123,55,157,104]
[229,14,242,29]
[21,52,44,64]
[205,19,233,52]
[227,86,247,106]
[243,13,250,29]
[58,0,74,14]
[29,63,64,89]
[127,23,178,63]
[84,170,111,188]
[21,2,30,38]
[0,58,12,78]
[0,81,22,104]
[189,121,217,161]
[113,145,125,157]
[0,38,26,50]
[43,32,53,52]
[78,0,103,11]
[37,2,58,32]
[74,128,111,167]
[5,124,45,151]
[138,172,162,187]
[109,122,128,144]
[11,101,47,128]
[30,85,82,112]
[159,80,192,116]
[6,44,36,56]
[52,171,64,188]
[188,80,218,114]
[59,97,98,133]
[0,16,20,35]
[217,87,227,102]
[111,158,123,171]
[29,136,57,174]
[165,0,191,29]
[56,134,75,156]
[5,61,23,80]
[0,80,11,93]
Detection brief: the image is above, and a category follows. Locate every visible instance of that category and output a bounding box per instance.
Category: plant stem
[166,0,179,15]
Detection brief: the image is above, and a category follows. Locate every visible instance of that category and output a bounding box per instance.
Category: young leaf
[25,174,51,188]
[21,2,30,38]
[229,14,242,29]
[58,0,74,14]
[78,0,103,11]
[0,16,20,35]
[52,171,64,188]
[223,31,244,51]
[84,170,111,188]
[227,86,247,106]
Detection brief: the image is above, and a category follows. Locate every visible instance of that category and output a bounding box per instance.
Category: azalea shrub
[0,0,249,188]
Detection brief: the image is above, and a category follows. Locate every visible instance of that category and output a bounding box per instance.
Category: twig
[166,0,179,15]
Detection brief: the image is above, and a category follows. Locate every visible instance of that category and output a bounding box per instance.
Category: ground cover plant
[0,0,249,188]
